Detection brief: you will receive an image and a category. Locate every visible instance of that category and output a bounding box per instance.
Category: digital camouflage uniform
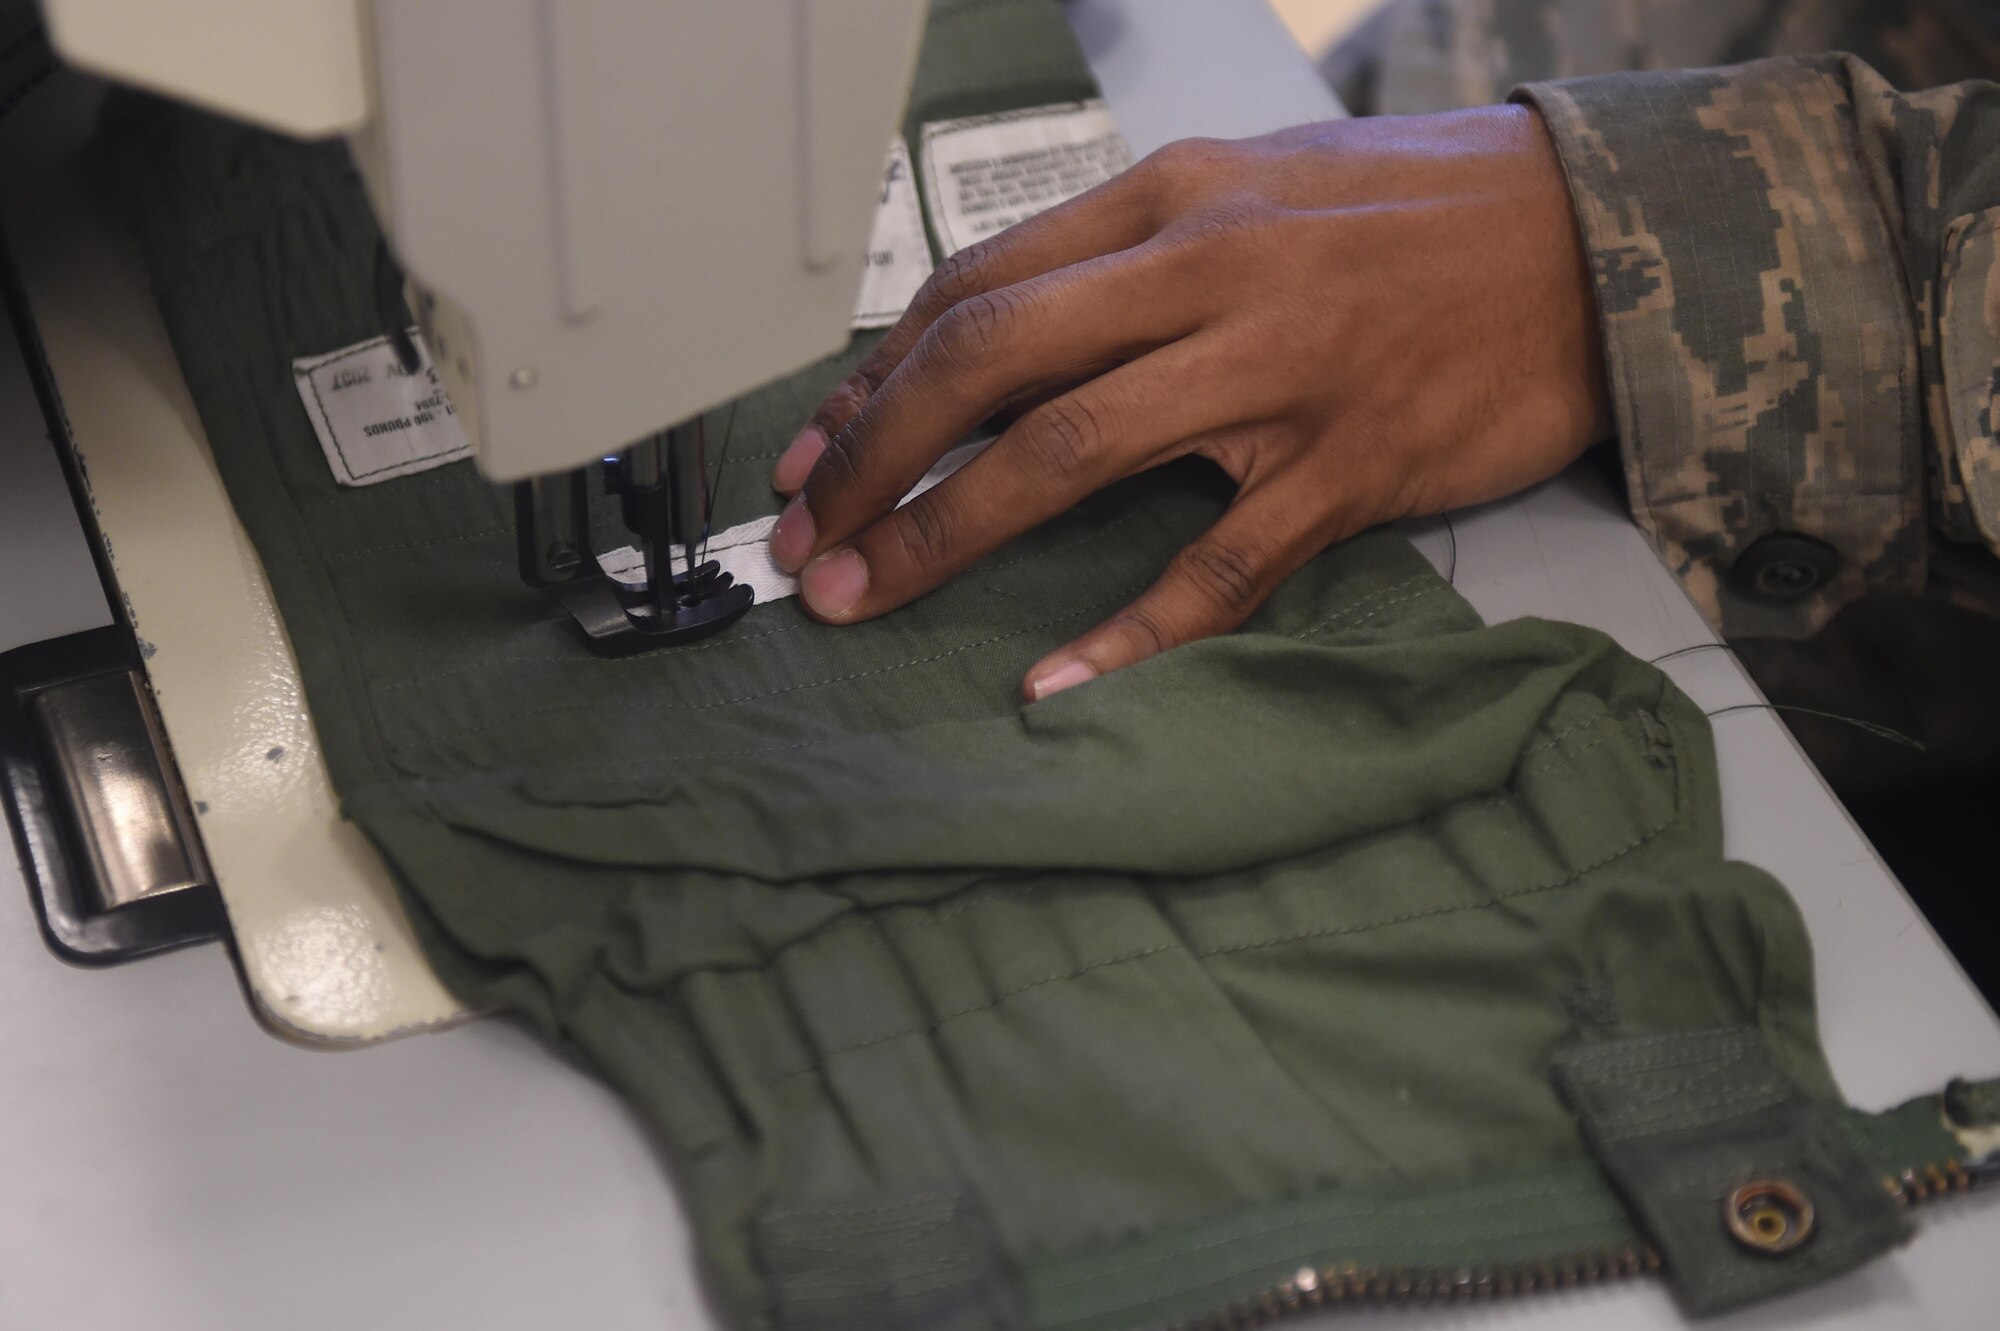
[1333,0,2000,643]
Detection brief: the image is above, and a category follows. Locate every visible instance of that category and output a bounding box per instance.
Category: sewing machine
[2,0,926,975]
[5,4,1998,1328]
[48,0,925,651]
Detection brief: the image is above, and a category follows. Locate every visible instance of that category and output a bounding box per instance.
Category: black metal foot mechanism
[513,421,754,656]
[379,241,753,655]
[534,552,754,656]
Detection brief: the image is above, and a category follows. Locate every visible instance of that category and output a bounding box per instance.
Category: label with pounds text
[292,331,471,487]
[919,99,1133,256]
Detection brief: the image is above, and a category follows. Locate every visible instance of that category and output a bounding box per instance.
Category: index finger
[770,239,1199,574]
[773,167,1163,493]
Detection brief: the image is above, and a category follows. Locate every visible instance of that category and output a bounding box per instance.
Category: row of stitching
[1565,1029,1750,1058]
[385,677,1671,977]
[1191,816,1671,960]
[507,581,1147,724]
[756,816,1673,1086]
[1517,721,1627,779]
[761,1196,969,1224]
[1568,1037,1758,1080]
[375,618,818,693]
[538,708,1648,987]
[1519,712,1616,760]
[379,575,1446,771]
[323,524,513,561]
[1033,1177,1621,1291]
[1286,574,1435,640]
[371,509,1139,695]
[976,508,1142,572]
[762,939,1183,1084]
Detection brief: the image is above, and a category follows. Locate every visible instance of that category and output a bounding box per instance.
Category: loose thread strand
[699,399,743,565]
[1705,702,1925,751]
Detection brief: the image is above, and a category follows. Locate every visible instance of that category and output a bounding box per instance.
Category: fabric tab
[1552,1027,1910,1316]
[754,1192,1024,1331]
[291,331,470,487]
[919,99,1132,255]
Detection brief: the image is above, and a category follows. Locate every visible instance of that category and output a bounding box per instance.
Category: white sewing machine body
[0,0,928,1031]
[42,0,929,481]
[5,7,1999,1329]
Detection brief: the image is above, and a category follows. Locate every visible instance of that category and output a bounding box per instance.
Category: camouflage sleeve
[1515,57,2000,638]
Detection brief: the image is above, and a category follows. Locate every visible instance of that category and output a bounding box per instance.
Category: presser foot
[541,558,754,656]
[514,472,755,656]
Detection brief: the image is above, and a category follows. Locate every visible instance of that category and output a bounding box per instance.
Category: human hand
[768,104,1610,700]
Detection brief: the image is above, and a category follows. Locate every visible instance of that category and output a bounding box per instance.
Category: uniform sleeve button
[1724,1178,1816,1254]
[1730,533,1840,603]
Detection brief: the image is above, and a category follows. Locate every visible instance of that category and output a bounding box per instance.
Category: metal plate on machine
[1,73,471,1042]
[32,671,206,913]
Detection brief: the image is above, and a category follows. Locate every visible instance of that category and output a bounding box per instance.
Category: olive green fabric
[90,1,1989,1325]
[1552,1027,1910,1314]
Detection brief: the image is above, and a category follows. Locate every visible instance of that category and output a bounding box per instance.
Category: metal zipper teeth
[1884,1154,1999,1206]
[1168,1244,1664,1330]
[1172,1157,1993,1331]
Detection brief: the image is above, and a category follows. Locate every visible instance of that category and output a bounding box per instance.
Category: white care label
[291,331,471,487]
[919,99,1134,255]
[852,137,935,330]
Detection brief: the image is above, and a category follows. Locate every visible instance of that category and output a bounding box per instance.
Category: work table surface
[4,4,1996,1328]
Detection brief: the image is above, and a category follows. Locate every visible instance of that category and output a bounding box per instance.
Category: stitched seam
[376,618,818,693]
[510,582,1150,724]
[1576,1039,1755,1079]
[1287,576,1436,639]
[381,676,1656,969]
[371,510,1144,694]
[759,815,1672,1086]
[763,1197,967,1225]
[376,563,1440,711]
[1192,815,1670,960]
[1035,1179,1622,1291]
[761,939,1182,1084]
[324,525,514,560]
[1518,713,1616,759]
[463,574,1435,725]
[977,508,1141,571]
[612,718,1639,985]
[1561,1029,1754,1059]
[1517,723,1625,779]
[784,1268,984,1298]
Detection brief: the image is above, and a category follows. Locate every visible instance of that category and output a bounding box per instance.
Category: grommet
[1724,1179,1816,1254]
[1729,533,1839,603]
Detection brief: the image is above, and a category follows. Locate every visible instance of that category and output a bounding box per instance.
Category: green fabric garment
[90,1,1994,1326]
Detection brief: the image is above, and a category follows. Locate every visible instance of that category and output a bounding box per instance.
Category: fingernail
[1026,659,1096,702]
[772,426,826,493]
[769,494,815,573]
[801,549,868,620]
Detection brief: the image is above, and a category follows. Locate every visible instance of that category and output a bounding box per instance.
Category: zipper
[1170,1155,1996,1331]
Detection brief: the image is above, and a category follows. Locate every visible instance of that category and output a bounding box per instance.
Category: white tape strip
[599,435,993,604]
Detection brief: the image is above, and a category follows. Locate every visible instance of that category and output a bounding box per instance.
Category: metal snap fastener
[1724,1179,1816,1254]
[1729,533,1840,603]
